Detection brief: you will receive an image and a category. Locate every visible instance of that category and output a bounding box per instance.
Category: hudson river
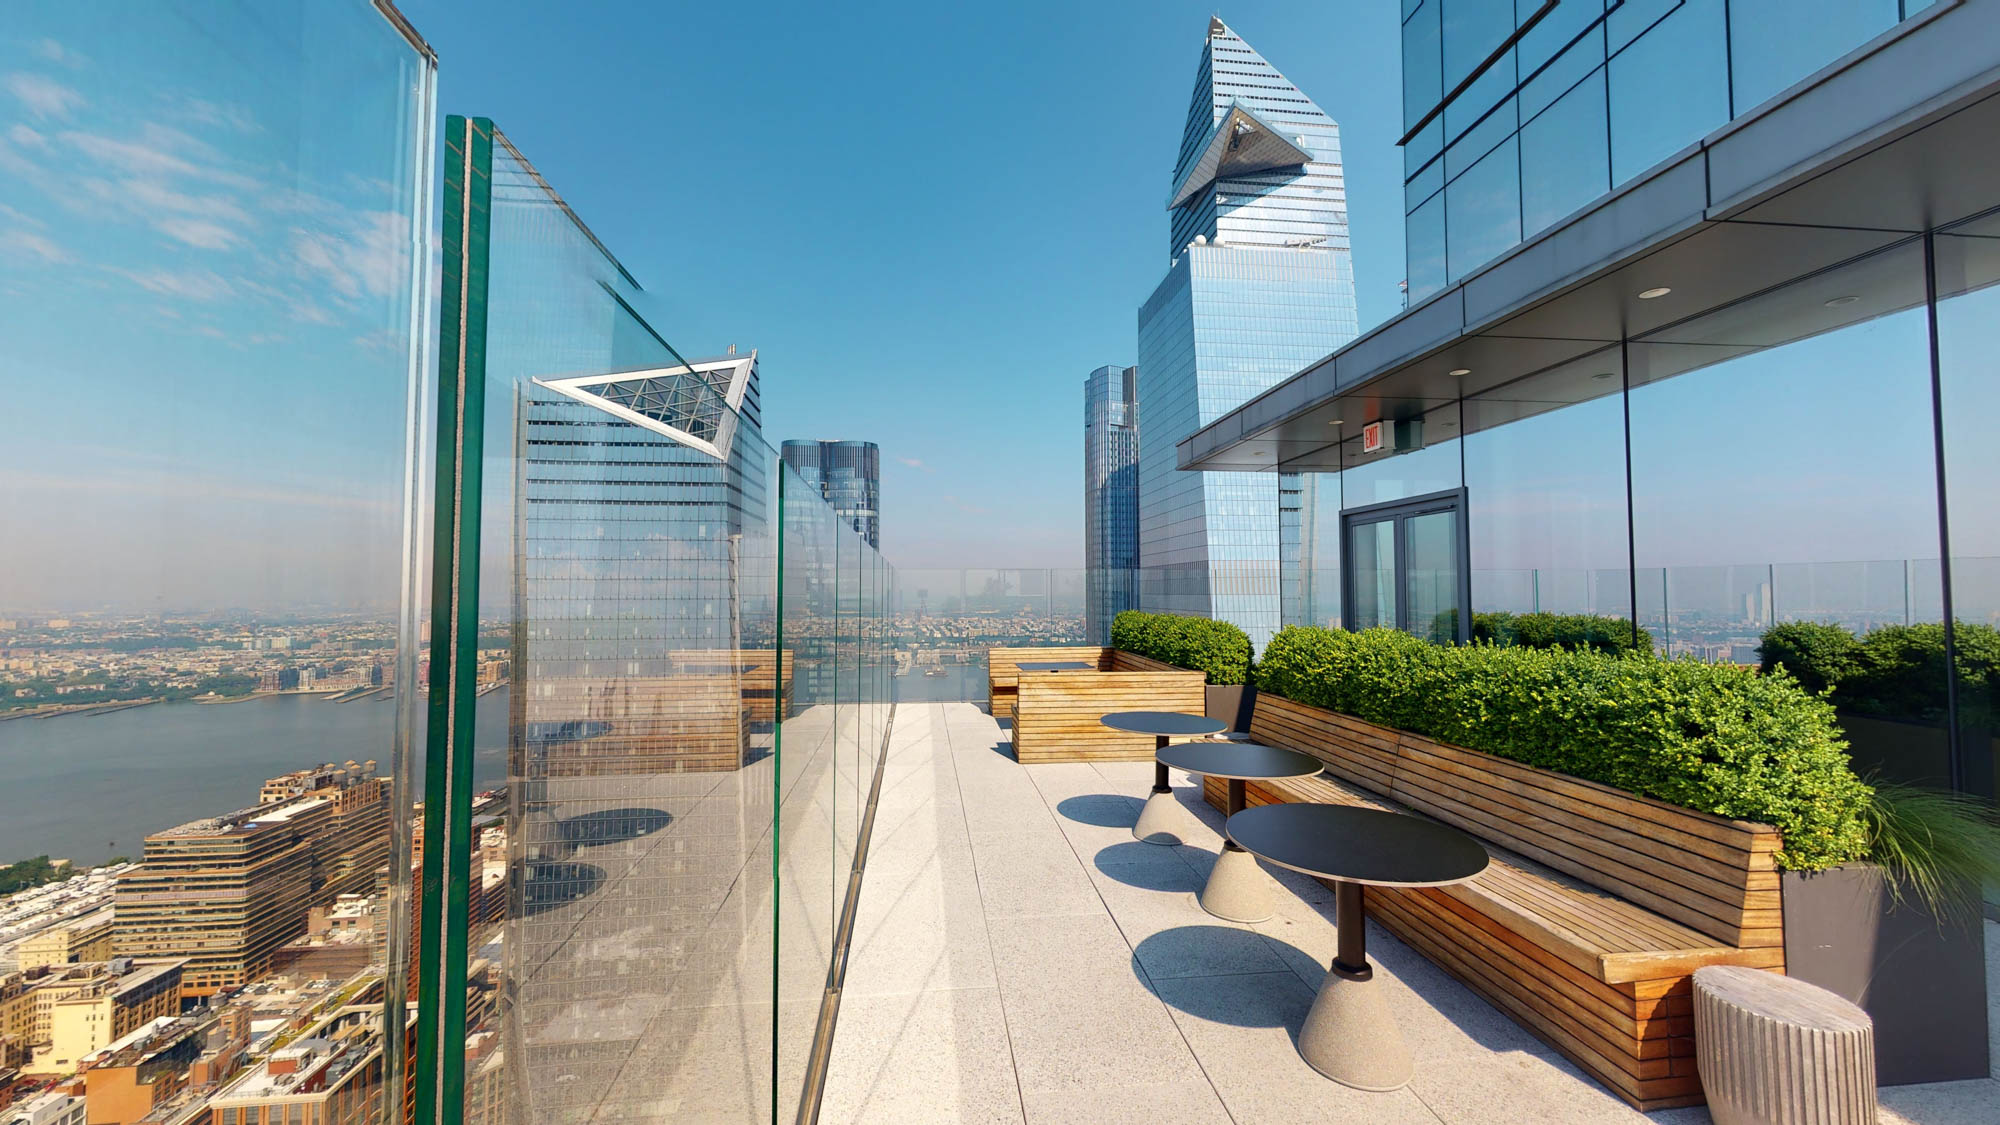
[0,668,989,866]
[0,692,509,866]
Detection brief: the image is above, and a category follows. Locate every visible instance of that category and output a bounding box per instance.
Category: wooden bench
[668,648,795,724]
[1011,668,1206,764]
[986,646,1114,719]
[1201,693,1782,1110]
[537,674,754,776]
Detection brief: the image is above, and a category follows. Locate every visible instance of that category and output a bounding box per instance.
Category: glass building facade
[1220,0,2000,845]
[780,438,880,550]
[1401,0,1939,303]
[1083,365,1140,643]
[1135,18,1361,651]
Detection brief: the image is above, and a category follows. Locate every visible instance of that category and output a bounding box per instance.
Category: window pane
[1729,0,1898,112]
[1406,510,1463,642]
[1405,192,1447,303]
[1442,0,1514,87]
[1629,242,1946,787]
[1446,135,1520,284]
[1349,520,1398,630]
[1933,227,2000,804]
[1520,69,1609,237]
[1403,0,1443,132]
[1464,350,1633,632]
[1608,0,1729,184]
[1518,0,1605,74]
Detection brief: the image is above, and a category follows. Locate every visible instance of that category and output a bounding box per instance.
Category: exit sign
[1361,420,1385,454]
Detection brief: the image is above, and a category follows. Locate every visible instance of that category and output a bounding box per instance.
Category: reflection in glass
[0,4,433,1121]
[1520,70,1609,237]
[1407,510,1462,642]
[1728,0,1898,112]
[1607,0,1729,182]
[1446,136,1520,284]
[1349,520,1398,631]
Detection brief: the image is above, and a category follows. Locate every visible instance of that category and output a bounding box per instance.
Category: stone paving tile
[825,704,2000,1125]
[819,988,1024,1124]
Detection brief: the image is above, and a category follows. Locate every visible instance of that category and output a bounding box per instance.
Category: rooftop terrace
[819,702,2000,1124]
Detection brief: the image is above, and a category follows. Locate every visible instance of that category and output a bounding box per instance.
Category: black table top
[1019,661,1096,671]
[1156,742,1323,781]
[1226,803,1490,888]
[1098,710,1229,737]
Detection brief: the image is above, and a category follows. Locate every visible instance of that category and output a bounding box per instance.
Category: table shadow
[1055,793,1144,827]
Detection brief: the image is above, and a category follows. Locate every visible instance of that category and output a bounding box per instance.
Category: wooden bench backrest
[1248,694,1781,949]
[1011,670,1205,764]
[1106,649,1179,673]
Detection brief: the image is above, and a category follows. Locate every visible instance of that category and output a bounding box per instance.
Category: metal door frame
[1339,487,1471,642]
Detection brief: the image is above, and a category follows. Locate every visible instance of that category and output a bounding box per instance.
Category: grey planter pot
[1780,864,1989,1085]
[1205,684,1256,731]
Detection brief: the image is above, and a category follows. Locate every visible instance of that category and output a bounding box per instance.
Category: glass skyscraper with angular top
[1135,17,1360,651]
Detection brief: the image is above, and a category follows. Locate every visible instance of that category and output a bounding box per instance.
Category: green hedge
[1472,611,1653,656]
[1256,625,1872,872]
[1759,621,2000,728]
[1111,610,1252,685]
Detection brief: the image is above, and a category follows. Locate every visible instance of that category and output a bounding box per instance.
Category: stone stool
[1693,965,1876,1125]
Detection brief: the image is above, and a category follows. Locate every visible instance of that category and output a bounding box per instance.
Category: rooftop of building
[211,1009,378,1103]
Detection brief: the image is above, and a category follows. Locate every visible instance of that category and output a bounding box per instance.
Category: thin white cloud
[288,211,408,301]
[33,39,85,68]
[897,457,933,473]
[108,266,235,302]
[7,124,48,149]
[155,216,242,250]
[0,228,67,264]
[940,494,992,515]
[7,73,83,120]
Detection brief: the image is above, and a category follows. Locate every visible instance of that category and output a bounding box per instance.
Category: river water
[0,669,988,867]
[0,692,508,866]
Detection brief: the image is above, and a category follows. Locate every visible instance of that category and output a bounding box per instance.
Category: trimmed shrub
[1256,625,1873,872]
[1111,610,1252,686]
[1758,621,2000,728]
[1759,621,1862,697]
[1472,611,1653,655]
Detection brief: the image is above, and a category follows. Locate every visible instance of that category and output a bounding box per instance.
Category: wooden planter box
[1202,692,1785,1111]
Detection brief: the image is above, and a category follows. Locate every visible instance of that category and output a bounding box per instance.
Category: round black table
[1155,743,1322,922]
[1226,802,1489,1091]
[1018,661,1096,672]
[1098,711,1229,845]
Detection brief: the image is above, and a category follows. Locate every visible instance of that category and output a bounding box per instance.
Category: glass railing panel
[0,5,434,1123]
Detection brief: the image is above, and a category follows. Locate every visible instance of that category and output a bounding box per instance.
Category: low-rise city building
[205,1007,382,1125]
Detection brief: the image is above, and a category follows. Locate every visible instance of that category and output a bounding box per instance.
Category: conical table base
[1299,961,1413,1091]
[1197,844,1273,922]
[1132,789,1184,845]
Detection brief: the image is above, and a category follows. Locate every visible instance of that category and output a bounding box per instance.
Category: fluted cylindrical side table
[1692,965,1876,1125]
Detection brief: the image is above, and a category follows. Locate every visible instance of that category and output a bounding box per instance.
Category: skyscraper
[1135,17,1360,651]
[1083,364,1139,643]
[781,439,881,549]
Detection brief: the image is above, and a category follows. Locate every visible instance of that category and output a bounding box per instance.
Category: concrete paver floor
[822,702,2000,1124]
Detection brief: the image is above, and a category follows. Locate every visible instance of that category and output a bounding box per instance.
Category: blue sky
[398,0,1409,568]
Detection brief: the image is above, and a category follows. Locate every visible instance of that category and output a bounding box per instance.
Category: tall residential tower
[1083,364,1140,642]
[1136,17,1359,650]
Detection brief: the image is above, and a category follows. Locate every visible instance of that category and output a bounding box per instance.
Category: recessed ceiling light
[1824,295,1860,308]
[1326,418,1344,425]
[1252,451,1267,456]
[1637,287,1672,300]
[1591,372,1615,381]
[1448,368,1472,377]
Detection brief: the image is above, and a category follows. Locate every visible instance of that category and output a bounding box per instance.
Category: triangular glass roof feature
[532,351,756,461]
[1167,99,1314,210]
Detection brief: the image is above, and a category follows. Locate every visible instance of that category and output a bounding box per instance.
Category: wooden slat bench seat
[1196,693,1784,1111]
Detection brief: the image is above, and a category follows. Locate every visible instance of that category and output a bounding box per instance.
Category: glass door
[1341,490,1468,641]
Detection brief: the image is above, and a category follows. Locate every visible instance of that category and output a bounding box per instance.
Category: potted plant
[1781,779,1999,1084]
